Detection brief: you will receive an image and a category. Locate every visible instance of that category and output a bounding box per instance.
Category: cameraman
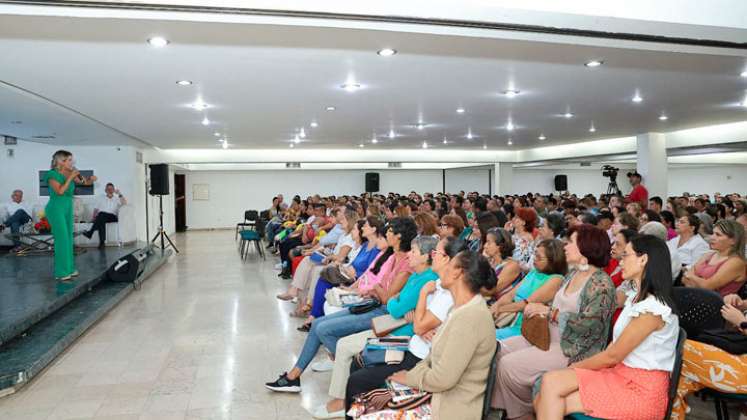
[625,171,649,209]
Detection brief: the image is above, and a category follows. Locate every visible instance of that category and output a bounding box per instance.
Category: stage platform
[0,243,171,396]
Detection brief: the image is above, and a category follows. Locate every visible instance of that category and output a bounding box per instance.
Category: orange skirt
[575,364,669,420]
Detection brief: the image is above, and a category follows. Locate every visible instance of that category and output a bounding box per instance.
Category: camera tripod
[606,179,621,196]
[151,194,179,253]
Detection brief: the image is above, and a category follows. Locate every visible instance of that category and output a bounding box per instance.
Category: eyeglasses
[433,249,447,257]
[438,223,449,228]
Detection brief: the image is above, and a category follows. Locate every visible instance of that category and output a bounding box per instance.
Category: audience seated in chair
[682,219,746,297]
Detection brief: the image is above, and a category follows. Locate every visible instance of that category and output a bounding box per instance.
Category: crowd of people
[256,187,747,420]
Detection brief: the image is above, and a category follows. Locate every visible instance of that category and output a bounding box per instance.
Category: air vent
[32,135,56,140]
[580,162,592,167]
[388,162,402,168]
[3,135,17,145]
[285,162,301,169]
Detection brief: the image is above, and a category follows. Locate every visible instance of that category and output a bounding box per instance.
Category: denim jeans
[5,209,31,247]
[294,305,388,371]
[266,221,282,242]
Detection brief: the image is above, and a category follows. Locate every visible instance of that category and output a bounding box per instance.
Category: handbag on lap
[521,313,550,351]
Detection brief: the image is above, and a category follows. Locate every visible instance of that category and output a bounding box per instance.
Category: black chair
[235,210,259,241]
[482,343,500,420]
[673,287,724,338]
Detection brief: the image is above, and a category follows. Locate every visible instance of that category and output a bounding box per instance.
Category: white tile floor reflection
[0,230,733,420]
[0,231,329,420]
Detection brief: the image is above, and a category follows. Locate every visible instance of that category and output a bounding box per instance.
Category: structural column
[493,162,514,196]
[636,132,668,200]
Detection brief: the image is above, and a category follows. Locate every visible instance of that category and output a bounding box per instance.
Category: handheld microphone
[72,166,85,182]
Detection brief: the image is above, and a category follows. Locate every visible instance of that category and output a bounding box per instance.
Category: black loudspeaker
[365,172,380,193]
[107,249,147,283]
[554,174,568,191]
[149,163,169,195]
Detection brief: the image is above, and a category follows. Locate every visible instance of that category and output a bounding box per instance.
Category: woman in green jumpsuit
[45,150,96,280]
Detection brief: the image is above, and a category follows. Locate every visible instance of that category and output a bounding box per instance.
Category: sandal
[276,293,295,301]
[297,323,311,332]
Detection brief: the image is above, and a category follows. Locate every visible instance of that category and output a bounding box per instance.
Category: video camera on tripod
[601,165,621,195]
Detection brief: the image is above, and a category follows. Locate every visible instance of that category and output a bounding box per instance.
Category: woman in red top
[607,229,638,325]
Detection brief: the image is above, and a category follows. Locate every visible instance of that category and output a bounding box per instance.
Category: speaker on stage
[554,174,568,191]
[149,163,169,195]
[107,249,148,283]
[365,172,380,193]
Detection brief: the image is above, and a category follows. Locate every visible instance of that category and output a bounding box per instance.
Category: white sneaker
[274,262,284,270]
[310,359,334,372]
[310,404,344,419]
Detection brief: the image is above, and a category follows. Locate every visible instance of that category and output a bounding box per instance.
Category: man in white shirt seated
[82,183,126,248]
[0,189,32,251]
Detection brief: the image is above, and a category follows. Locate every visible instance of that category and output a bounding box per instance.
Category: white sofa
[0,200,136,247]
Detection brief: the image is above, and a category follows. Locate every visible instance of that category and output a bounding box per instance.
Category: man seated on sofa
[0,189,32,251]
[83,183,126,247]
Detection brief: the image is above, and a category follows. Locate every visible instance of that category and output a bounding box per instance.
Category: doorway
[174,174,187,232]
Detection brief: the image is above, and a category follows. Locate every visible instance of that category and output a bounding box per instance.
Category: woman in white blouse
[536,235,679,420]
[667,214,710,270]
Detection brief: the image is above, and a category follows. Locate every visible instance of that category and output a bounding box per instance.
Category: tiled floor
[0,230,736,420]
[0,231,330,420]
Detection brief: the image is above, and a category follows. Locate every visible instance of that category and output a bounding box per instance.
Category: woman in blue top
[491,239,567,340]
[309,217,383,318]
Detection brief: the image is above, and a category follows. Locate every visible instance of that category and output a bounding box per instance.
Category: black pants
[280,236,303,264]
[344,351,422,418]
[89,212,117,245]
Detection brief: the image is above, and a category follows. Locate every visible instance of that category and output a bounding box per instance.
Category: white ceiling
[0,12,746,151]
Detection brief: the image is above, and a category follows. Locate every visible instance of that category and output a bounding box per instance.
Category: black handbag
[349,299,381,314]
[695,328,747,355]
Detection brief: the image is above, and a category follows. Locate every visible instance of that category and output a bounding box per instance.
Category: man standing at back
[1,189,32,252]
[625,171,648,209]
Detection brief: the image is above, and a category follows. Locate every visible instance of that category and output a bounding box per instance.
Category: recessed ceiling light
[589,123,596,133]
[741,98,747,107]
[502,90,520,98]
[191,101,209,111]
[506,121,515,131]
[389,129,395,139]
[326,106,336,111]
[563,112,574,119]
[632,93,643,103]
[377,48,397,56]
[359,143,364,148]
[659,114,668,121]
[456,107,465,114]
[310,121,319,128]
[538,134,547,140]
[201,117,210,126]
[221,142,228,149]
[443,138,448,144]
[293,135,301,144]
[290,143,294,148]
[299,128,306,139]
[214,132,220,137]
[482,144,487,150]
[416,123,425,130]
[372,135,378,144]
[147,36,169,47]
[507,139,513,146]
[585,60,604,67]
[740,70,747,77]
[176,80,193,86]
[467,131,474,140]
[341,83,361,92]
[422,141,428,149]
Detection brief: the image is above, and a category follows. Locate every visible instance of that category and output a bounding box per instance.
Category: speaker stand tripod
[151,194,179,253]
[606,180,621,196]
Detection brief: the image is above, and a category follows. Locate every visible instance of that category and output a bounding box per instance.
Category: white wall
[668,166,747,195]
[183,168,492,229]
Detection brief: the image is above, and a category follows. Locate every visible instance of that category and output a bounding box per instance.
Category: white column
[636,132,668,200]
[493,162,514,196]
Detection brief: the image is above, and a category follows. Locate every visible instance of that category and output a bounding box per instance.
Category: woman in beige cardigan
[387,250,497,419]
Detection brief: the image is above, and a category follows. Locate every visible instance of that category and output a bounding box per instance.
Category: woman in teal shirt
[491,239,567,340]
[386,235,440,336]
[45,150,96,280]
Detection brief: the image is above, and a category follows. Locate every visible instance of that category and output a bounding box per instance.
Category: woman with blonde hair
[45,150,96,280]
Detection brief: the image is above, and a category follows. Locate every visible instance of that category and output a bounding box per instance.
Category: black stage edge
[0,244,171,397]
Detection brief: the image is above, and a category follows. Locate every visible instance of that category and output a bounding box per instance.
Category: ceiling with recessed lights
[0,12,746,150]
